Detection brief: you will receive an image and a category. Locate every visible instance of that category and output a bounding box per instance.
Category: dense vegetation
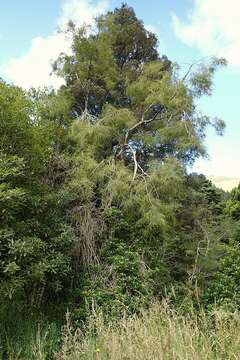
[0,4,239,358]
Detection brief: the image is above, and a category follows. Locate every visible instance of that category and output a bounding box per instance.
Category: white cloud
[1,34,70,89]
[145,24,159,35]
[58,0,109,29]
[0,0,110,89]
[172,0,240,66]
[193,152,240,178]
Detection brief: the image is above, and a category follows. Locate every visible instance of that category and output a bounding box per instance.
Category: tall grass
[0,303,60,360]
[56,302,240,360]
[1,302,240,359]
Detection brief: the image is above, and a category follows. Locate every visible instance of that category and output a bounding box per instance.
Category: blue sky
[0,0,239,177]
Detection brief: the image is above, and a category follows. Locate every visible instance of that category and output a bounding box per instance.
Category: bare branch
[137,163,150,178]
[182,62,196,82]
[129,144,138,183]
[126,106,162,142]
[181,56,211,82]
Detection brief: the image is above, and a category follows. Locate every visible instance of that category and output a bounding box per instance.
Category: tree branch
[129,144,138,183]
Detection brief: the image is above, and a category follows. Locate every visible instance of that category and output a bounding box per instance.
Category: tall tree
[50,5,227,312]
[54,4,225,169]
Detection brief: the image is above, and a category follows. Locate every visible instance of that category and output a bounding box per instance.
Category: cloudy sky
[0,0,239,177]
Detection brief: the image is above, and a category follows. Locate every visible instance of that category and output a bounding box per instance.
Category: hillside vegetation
[1,4,240,359]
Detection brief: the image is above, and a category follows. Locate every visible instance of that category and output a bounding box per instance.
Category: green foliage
[205,245,240,308]
[204,185,240,308]
[0,81,33,156]
[0,4,233,351]
[0,81,76,305]
[225,184,240,220]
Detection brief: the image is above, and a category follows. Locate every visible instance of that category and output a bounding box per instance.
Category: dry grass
[54,302,240,360]
[6,302,240,359]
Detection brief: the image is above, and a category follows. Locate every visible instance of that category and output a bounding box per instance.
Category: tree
[225,184,240,220]
[203,184,240,308]
[54,4,226,170]
[53,4,166,118]
[0,81,75,305]
[50,5,227,314]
